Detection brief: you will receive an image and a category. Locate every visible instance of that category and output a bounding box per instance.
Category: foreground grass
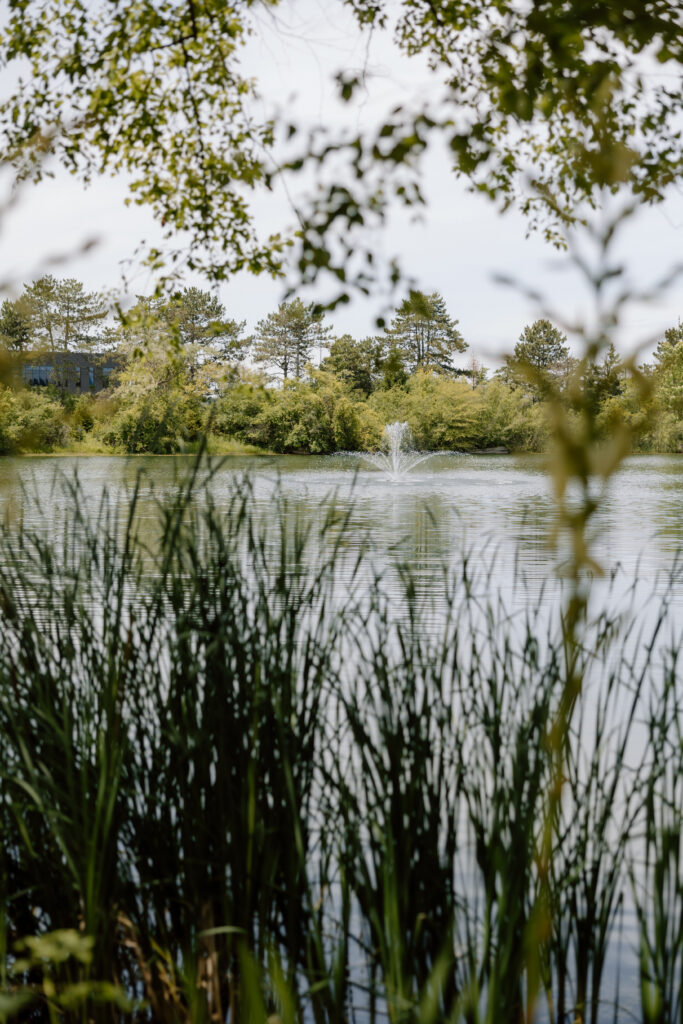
[0,463,681,1023]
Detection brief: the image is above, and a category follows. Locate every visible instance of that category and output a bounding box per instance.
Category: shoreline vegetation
[13,438,273,458]
[2,279,682,458]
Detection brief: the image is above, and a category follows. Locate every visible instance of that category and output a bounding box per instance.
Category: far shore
[3,447,682,460]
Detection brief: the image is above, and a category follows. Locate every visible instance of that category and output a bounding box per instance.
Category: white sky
[1,0,682,364]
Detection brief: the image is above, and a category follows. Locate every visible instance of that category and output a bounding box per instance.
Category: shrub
[69,394,96,437]
[213,380,270,441]
[476,379,548,451]
[0,385,69,452]
[249,383,336,453]
[369,370,480,449]
[97,392,204,453]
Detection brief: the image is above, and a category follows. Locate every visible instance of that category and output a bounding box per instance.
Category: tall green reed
[0,463,678,1023]
[632,651,683,1024]
[0,466,354,1022]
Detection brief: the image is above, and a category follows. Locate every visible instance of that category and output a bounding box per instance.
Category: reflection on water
[2,452,683,598]
[3,451,683,667]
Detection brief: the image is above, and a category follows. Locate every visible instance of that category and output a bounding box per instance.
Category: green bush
[0,385,69,452]
[638,408,683,453]
[332,395,386,450]
[476,379,548,451]
[598,382,657,451]
[8,352,683,457]
[249,382,335,453]
[97,392,204,453]
[69,394,96,437]
[213,381,270,440]
[369,371,480,449]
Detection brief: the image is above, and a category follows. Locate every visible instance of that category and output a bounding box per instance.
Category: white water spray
[360,422,434,480]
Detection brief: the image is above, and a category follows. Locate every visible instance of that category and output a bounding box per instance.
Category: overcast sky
[1,0,681,364]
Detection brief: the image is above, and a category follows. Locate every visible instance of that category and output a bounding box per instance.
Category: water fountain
[360,421,435,480]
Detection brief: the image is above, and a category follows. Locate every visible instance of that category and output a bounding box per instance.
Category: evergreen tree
[583,343,623,412]
[466,356,488,388]
[385,291,467,374]
[321,334,377,395]
[253,300,331,380]
[650,322,683,418]
[653,320,683,366]
[142,287,250,362]
[22,276,107,352]
[653,345,683,417]
[501,319,571,399]
[0,298,32,352]
[378,344,408,390]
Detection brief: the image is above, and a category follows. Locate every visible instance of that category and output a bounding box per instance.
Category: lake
[2,451,683,612]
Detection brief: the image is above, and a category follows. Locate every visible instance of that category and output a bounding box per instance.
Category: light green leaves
[0,0,284,282]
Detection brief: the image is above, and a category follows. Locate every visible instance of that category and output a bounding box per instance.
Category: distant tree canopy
[321,334,379,396]
[582,343,624,413]
[0,282,251,392]
[123,288,250,363]
[385,291,467,374]
[1,277,108,353]
[1,277,682,458]
[653,321,683,366]
[0,299,32,353]
[500,319,571,399]
[650,322,683,418]
[253,300,331,380]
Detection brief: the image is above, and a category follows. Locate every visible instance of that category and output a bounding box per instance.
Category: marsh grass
[0,465,680,1023]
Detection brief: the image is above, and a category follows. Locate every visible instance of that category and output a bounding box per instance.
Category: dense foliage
[0,278,681,456]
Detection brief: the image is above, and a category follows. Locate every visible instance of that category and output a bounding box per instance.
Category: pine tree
[501,319,571,399]
[161,287,250,360]
[0,298,32,352]
[22,276,107,352]
[253,300,331,380]
[385,291,466,374]
[583,342,623,411]
[653,320,683,366]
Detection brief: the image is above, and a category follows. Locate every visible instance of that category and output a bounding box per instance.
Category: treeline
[0,277,682,455]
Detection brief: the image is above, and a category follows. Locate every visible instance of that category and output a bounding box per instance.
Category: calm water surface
[2,451,683,596]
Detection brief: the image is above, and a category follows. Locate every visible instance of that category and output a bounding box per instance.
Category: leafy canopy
[288,1,683,296]
[2,1,682,297]
[0,0,283,283]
